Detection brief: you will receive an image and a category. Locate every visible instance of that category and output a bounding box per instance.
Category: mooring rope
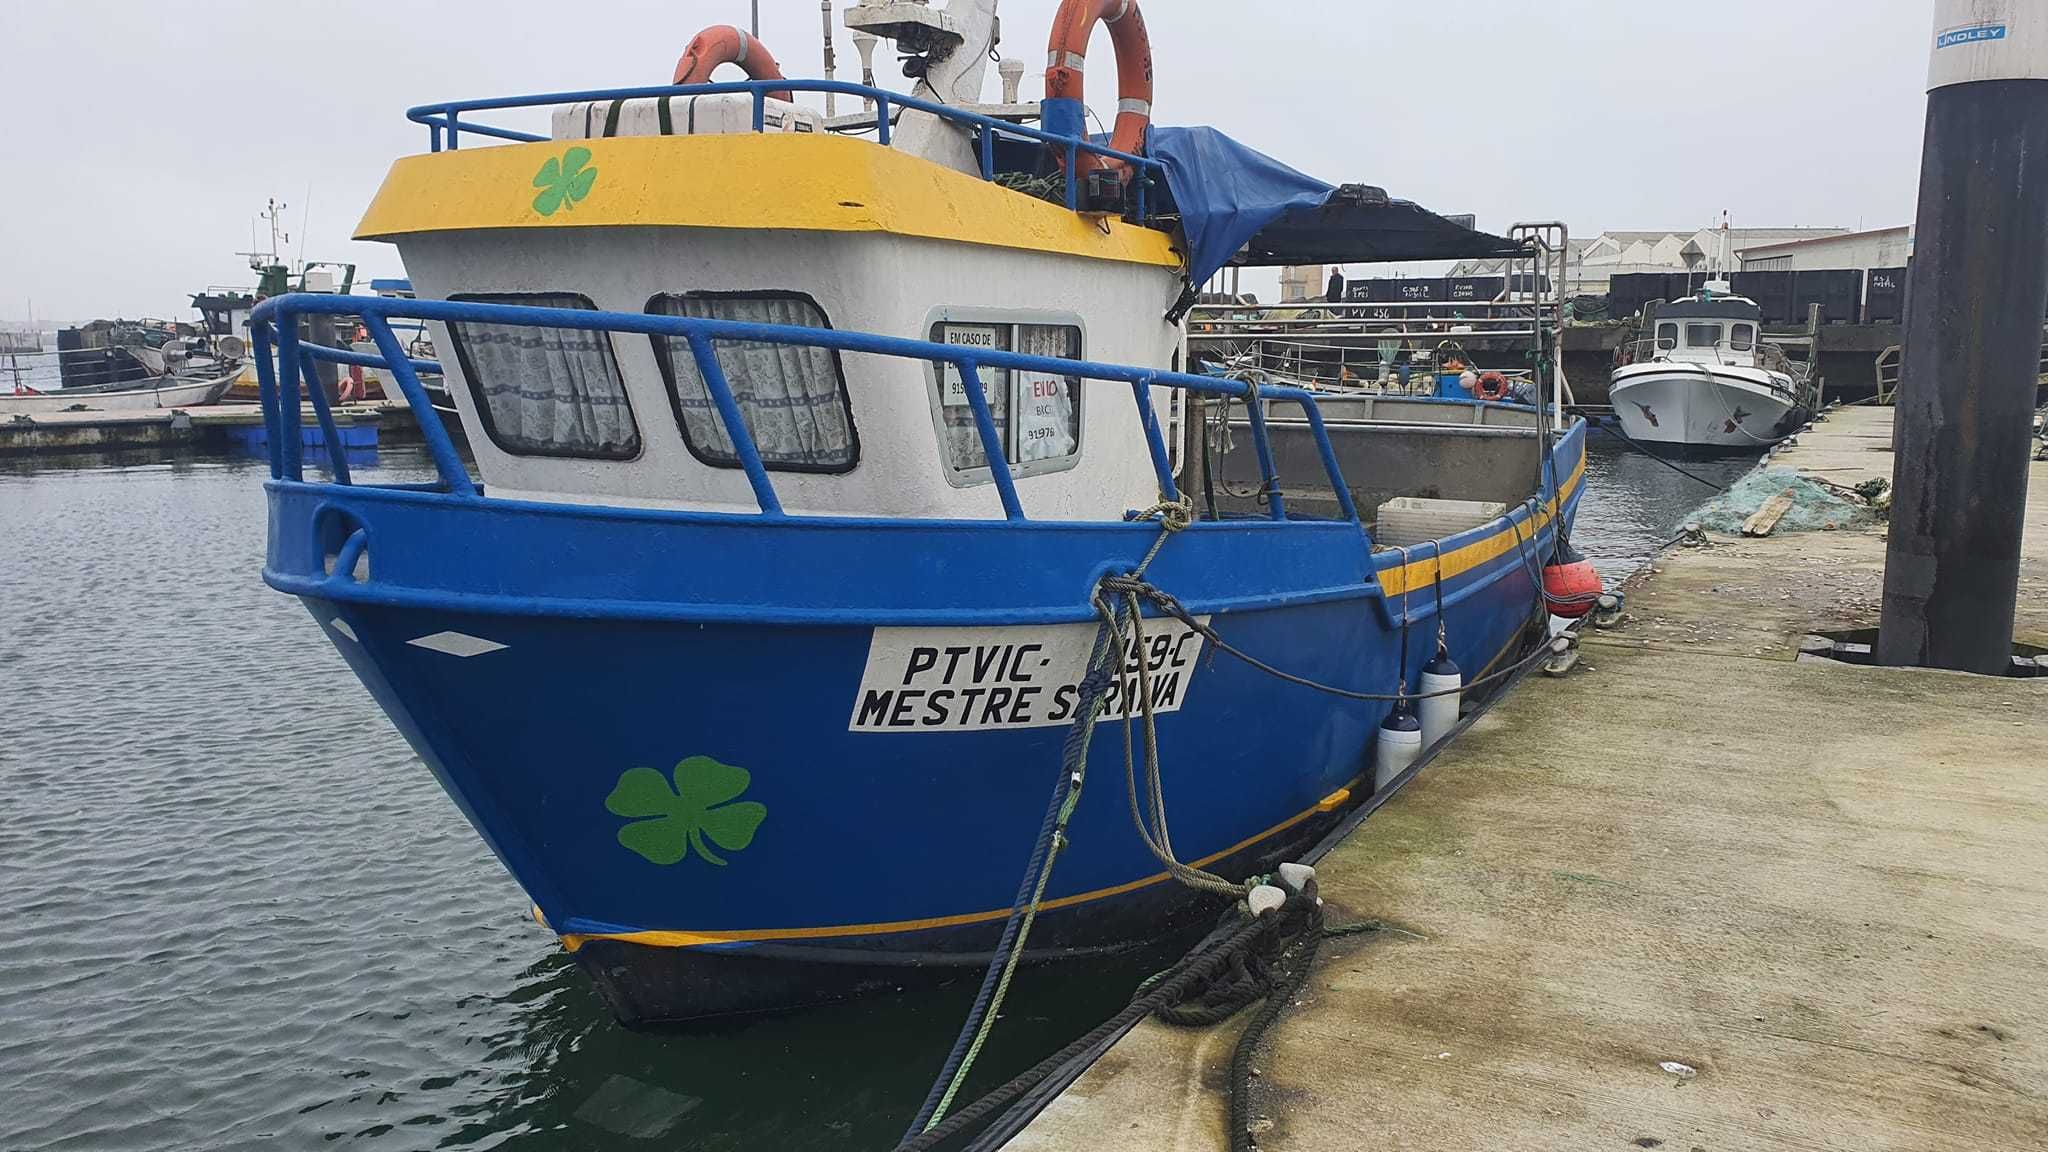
[895,887,1328,1152]
[906,498,1195,1137]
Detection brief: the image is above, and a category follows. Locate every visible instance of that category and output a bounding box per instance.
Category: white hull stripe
[408,630,510,658]
[1117,97,1151,117]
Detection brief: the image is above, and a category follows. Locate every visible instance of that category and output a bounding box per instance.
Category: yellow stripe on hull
[355,133,1184,269]
[1377,450,1586,596]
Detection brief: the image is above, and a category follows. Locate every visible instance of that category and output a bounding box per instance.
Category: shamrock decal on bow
[605,756,768,866]
[531,146,598,217]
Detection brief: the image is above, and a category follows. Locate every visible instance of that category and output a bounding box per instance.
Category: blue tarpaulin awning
[1146,126,1527,286]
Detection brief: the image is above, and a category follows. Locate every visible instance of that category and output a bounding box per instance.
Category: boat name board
[849,619,1210,733]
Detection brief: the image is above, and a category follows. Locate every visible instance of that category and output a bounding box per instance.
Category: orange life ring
[673,26,792,103]
[1044,0,1153,179]
[1475,370,1510,401]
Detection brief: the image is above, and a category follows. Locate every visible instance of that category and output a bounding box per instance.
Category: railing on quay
[249,294,1358,525]
[404,79,1166,219]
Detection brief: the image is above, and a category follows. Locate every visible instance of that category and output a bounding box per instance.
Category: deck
[1010,406,2048,1151]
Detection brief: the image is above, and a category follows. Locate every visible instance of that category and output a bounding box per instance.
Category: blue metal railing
[250,295,1357,525]
[404,79,1165,218]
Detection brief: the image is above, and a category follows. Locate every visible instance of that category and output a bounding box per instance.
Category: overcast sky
[0,0,1934,323]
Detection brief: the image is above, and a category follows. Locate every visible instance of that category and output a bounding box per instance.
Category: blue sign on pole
[1936,23,2008,49]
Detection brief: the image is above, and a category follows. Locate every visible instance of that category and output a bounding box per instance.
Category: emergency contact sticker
[940,325,1000,406]
[849,619,1209,732]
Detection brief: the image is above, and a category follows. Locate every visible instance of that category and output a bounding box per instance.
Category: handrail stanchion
[1239,379,1287,521]
[296,349,354,485]
[1134,165,1148,222]
[252,323,282,480]
[362,314,478,498]
[978,125,994,181]
[1064,143,1078,210]
[430,122,443,153]
[751,91,766,132]
[957,359,1025,521]
[446,107,460,149]
[1130,373,1180,503]
[1293,396,1356,522]
[684,334,783,516]
[876,96,891,146]
[273,309,306,482]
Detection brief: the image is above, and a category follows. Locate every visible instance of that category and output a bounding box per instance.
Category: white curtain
[451,295,638,457]
[655,296,856,469]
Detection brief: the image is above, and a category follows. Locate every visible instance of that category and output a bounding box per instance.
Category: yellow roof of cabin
[355,132,1183,269]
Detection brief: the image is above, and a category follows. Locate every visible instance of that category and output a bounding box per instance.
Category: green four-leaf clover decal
[531,146,597,217]
[606,756,767,866]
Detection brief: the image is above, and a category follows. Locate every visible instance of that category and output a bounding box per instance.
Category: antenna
[297,186,313,269]
[822,0,837,117]
[853,30,879,112]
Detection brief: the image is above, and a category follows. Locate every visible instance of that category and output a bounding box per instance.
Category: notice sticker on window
[940,326,1001,406]
[849,619,1209,732]
[1015,372,1075,461]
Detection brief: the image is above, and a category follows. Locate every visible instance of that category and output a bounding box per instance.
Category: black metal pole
[1880,2,2048,673]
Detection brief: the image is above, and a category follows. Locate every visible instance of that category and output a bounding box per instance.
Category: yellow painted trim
[1377,450,1586,597]
[556,451,1580,955]
[355,134,1183,269]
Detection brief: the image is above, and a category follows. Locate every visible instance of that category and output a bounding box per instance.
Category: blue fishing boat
[251,1,1586,1025]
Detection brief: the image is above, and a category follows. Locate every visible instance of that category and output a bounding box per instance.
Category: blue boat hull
[269,424,1585,1024]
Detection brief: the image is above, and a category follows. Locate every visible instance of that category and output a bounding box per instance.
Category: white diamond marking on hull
[329,618,359,643]
[407,630,509,658]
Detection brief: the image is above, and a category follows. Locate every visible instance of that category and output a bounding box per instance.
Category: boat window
[928,320,1083,480]
[1655,322,1677,350]
[1729,323,1756,351]
[647,293,859,473]
[446,293,640,460]
[1685,322,1723,348]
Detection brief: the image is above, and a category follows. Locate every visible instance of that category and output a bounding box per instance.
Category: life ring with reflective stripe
[1474,370,1510,401]
[1044,0,1153,179]
[673,25,793,103]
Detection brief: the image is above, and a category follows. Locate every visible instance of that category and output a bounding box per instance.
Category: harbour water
[0,435,1757,1151]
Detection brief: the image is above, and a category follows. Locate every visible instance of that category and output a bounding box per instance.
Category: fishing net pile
[1691,468,1880,535]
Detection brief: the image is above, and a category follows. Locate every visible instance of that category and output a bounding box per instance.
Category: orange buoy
[1044,0,1153,181]
[1474,370,1510,401]
[673,25,793,103]
[1542,540,1601,618]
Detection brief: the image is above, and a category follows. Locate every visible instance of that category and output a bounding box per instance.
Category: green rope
[922,498,1194,1130]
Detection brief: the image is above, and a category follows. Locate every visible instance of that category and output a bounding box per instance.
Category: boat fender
[1374,707,1423,791]
[1417,652,1462,748]
[1276,861,1316,893]
[673,25,794,102]
[1474,370,1511,401]
[1247,884,1288,917]
[1542,538,1601,618]
[1043,0,1152,185]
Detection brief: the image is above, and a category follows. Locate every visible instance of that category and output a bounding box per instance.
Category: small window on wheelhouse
[446,293,640,460]
[1685,322,1722,348]
[1655,322,1678,350]
[647,292,859,473]
[1729,323,1756,351]
[927,320,1083,482]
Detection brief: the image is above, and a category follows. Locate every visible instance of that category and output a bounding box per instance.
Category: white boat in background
[1610,289,1814,454]
[0,365,240,415]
